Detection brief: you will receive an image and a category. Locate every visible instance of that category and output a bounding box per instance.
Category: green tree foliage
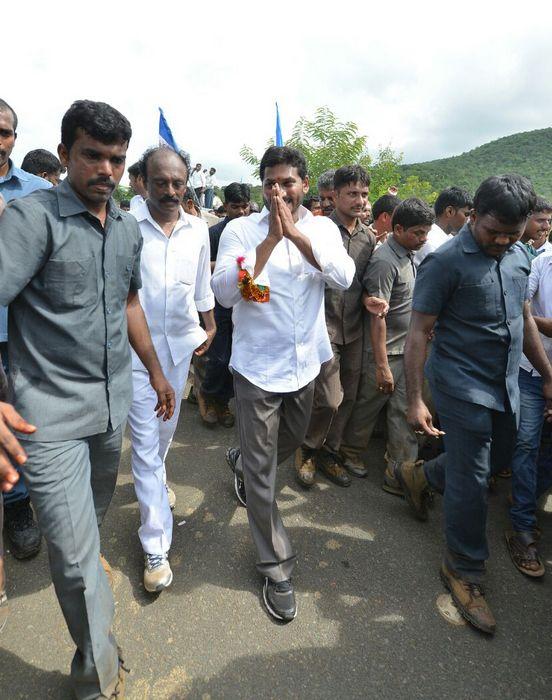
[240,107,436,203]
[113,185,133,203]
[401,128,552,200]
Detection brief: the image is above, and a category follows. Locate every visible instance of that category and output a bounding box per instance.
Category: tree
[113,185,133,203]
[240,106,436,203]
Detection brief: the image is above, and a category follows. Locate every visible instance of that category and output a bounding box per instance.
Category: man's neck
[0,158,11,179]
[334,209,358,234]
[147,201,180,237]
[435,216,450,235]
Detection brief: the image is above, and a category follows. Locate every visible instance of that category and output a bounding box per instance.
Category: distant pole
[275,103,283,147]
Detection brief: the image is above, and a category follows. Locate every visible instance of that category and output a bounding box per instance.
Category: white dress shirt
[191,170,206,188]
[534,240,552,257]
[414,222,451,267]
[211,205,355,393]
[520,251,552,376]
[132,201,214,369]
[129,194,145,212]
[206,173,218,189]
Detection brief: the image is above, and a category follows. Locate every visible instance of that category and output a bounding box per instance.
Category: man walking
[200,183,251,428]
[0,100,175,697]
[398,175,552,634]
[128,146,215,592]
[212,146,354,621]
[340,198,434,489]
[0,98,51,560]
[191,162,206,205]
[298,165,376,488]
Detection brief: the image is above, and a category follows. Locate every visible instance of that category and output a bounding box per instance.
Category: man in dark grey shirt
[299,165,378,488]
[0,100,175,699]
[341,199,434,492]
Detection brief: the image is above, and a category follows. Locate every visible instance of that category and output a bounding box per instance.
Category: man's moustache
[87,179,115,189]
[160,196,179,204]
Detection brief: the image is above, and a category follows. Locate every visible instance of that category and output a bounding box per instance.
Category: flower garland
[237,256,270,303]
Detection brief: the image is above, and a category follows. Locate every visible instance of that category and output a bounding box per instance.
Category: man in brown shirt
[299,165,382,487]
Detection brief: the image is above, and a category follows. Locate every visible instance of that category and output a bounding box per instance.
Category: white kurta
[128,202,214,555]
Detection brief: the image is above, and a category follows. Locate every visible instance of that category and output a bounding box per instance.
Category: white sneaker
[143,553,173,593]
[166,485,176,510]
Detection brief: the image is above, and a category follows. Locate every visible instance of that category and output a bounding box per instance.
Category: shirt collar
[0,159,32,185]
[56,178,122,220]
[388,234,411,259]
[135,198,191,232]
[460,224,482,254]
[329,209,365,236]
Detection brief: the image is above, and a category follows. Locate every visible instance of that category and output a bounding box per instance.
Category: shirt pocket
[43,257,97,308]
[454,281,496,321]
[116,254,136,298]
[176,259,196,285]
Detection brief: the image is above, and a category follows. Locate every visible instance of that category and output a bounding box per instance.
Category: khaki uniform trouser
[340,354,418,464]
[303,336,363,454]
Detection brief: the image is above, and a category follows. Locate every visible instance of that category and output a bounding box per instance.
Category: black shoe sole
[439,569,495,635]
[262,580,297,622]
[319,471,351,487]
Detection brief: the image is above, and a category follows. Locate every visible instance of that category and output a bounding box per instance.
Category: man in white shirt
[507,248,552,577]
[526,197,552,257]
[191,162,206,204]
[414,186,472,266]
[204,167,218,209]
[128,161,147,212]
[211,146,355,621]
[129,147,215,593]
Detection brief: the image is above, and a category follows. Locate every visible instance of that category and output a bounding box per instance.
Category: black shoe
[226,447,246,507]
[4,497,41,560]
[263,578,297,621]
[340,456,368,478]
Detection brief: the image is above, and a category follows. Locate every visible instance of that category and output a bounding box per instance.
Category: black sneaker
[226,447,246,507]
[263,578,297,622]
[4,497,41,560]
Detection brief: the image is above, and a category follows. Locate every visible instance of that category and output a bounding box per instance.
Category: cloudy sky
[5,1,552,185]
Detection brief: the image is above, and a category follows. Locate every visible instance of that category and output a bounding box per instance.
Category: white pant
[128,344,192,555]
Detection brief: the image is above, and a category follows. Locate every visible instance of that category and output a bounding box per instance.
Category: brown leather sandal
[505,531,545,578]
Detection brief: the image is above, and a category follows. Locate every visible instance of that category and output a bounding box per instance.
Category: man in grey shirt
[0,100,175,699]
[341,199,434,492]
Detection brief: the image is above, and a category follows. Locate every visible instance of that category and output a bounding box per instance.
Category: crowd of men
[0,96,551,699]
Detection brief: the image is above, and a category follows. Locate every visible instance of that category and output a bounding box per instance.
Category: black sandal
[505,531,545,578]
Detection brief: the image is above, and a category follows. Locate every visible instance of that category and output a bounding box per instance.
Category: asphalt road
[1,399,551,699]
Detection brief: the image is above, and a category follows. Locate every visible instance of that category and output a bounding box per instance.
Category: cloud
[3,0,551,184]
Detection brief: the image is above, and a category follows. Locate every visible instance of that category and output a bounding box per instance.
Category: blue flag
[159,107,179,151]
[275,102,283,147]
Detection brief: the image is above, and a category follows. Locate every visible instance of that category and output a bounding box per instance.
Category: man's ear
[302,176,309,196]
[57,143,69,168]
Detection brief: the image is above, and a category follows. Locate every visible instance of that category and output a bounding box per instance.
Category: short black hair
[317,170,335,192]
[372,194,401,221]
[0,99,17,131]
[184,186,195,201]
[139,146,190,183]
[473,174,536,223]
[224,182,250,204]
[119,199,130,208]
[259,146,307,182]
[21,149,61,176]
[434,186,473,217]
[533,196,552,214]
[392,197,435,230]
[304,195,321,211]
[128,162,141,178]
[61,100,132,152]
[333,164,370,191]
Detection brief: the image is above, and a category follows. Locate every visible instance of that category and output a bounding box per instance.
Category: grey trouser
[340,354,418,464]
[233,372,315,582]
[20,426,123,700]
[303,336,363,455]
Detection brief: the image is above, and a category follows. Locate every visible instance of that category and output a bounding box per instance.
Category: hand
[0,403,36,492]
[376,365,395,394]
[274,186,298,239]
[268,186,284,243]
[363,294,389,318]
[407,399,445,437]
[194,326,217,357]
[150,374,176,421]
[543,379,552,422]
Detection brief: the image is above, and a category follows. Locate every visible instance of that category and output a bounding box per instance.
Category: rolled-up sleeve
[308,219,355,290]
[412,255,453,316]
[211,227,249,308]
[0,200,49,306]
[195,226,215,312]
[363,256,395,301]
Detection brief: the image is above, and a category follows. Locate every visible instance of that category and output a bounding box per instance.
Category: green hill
[401,128,552,200]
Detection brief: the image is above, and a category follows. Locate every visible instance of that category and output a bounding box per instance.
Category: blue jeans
[204,188,214,209]
[424,384,517,582]
[509,368,552,532]
[0,342,29,506]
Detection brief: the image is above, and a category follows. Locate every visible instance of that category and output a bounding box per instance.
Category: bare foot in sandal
[505,530,545,578]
